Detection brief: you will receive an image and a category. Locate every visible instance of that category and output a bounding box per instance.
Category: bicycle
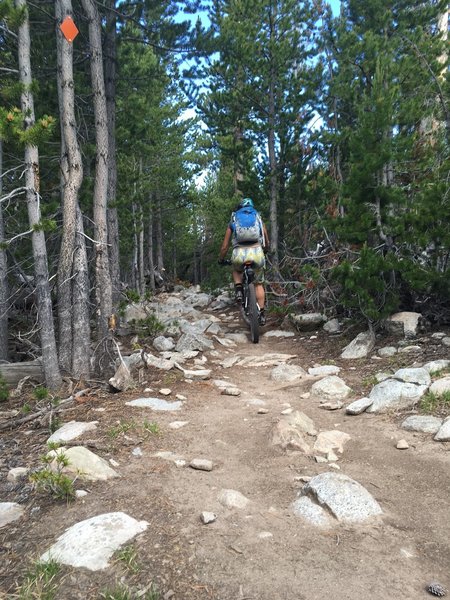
[220,259,261,344]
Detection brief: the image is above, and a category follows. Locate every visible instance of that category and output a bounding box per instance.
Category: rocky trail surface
[1,288,450,599]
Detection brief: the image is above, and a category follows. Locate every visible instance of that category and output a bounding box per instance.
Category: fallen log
[0,360,44,386]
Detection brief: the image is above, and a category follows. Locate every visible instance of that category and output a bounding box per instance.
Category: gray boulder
[346,397,373,415]
[393,367,431,387]
[270,363,307,382]
[384,312,422,337]
[429,376,450,396]
[310,376,351,402]
[367,379,428,413]
[175,333,214,352]
[323,318,340,334]
[0,502,24,528]
[300,472,382,524]
[434,417,450,442]
[290,313,327,331]
[340,331,375,359]
[153,336,175,352]
[401,415,442,434]
[422,360,450,374]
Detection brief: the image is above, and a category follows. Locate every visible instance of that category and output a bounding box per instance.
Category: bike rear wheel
[247,282,259,344]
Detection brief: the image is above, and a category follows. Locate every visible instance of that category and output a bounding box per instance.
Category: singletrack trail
[1,302,449,600]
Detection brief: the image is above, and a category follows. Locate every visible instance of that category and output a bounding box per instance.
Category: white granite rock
[378,346,397,357]
[310,376,351,401]
[218,489,250,509]
[393,368,431,386]
[401,415,442,434]
[323,318,340,334]
[7,467,29,482]
[126,397,182,411]
[290,313,327,331]
[434,417,450,441]
[47,421,99,444]
[0,502,24,528]
[385,312,422,337]
[340,331,375,359]
[153,336,175,352]
[270,364,307,382]
[422,360,450,374]
[200,511,217,524]
[429,376,450,397]
[264,330,295,338]
[314,430,351,454]
[367,379,428,413]
[346,397,373,415]
[49,447,119,482]
[308,365,340,377]
[301,472,382,524]
[271,419,312,453]
[40,512,148,570]
[292,496,332,527]
[189,459,213,471]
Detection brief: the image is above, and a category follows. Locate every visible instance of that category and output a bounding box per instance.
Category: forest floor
[1,303,450,600]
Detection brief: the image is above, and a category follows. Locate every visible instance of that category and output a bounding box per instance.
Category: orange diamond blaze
[60,16,79,43]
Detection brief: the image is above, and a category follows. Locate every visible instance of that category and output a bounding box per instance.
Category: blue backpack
[231,207,263,246]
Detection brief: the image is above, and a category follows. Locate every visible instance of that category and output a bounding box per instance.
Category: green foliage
[33,386,49,401]
[142,420,160,436]
[130,314,165,338]
[15,558,61,600]
[0,375,9,402]
[108,421,136,439]
[333,246,399,322]
[29,444,76,502]
[420,391,450,415]
[115,545,140,573]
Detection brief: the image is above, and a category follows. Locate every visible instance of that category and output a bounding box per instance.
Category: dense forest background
[0,0,449,388]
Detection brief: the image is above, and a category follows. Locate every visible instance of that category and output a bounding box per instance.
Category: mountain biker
[218,198,269,325]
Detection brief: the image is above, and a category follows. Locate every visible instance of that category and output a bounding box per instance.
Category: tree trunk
[56,0,90,377]
[72,205,91,376]
[155,195,164,272]
[16,0,62,390]
[81,0,112,340]
[147,202,155,291]
[0,140,8,360]
[138,205,145,296]
[131,202,138,291]
[105,0,120,308]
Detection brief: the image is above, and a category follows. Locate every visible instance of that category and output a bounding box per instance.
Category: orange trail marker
[60,16,79,43]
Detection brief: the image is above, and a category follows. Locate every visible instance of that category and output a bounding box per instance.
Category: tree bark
[0,140,8,360]
[147,202,155,291]
[155,194,164,272]
[16,0,62,390]
[81,0,112,340]
[105,0,120,308]
[72,205,91,376]
[138,205,145,296]
[55,0,90,377]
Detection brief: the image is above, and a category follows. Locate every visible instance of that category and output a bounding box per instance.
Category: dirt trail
[1,307,450,600]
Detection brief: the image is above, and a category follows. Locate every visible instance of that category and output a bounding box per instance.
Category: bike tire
[247,282,259,344]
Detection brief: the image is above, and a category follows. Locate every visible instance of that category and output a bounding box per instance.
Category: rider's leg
[233,270,243,302]
[255,283,265,308]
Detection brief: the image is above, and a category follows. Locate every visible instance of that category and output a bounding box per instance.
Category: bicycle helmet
[239,198,254,209]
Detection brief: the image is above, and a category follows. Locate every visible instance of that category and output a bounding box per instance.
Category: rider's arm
[219,226,232,260]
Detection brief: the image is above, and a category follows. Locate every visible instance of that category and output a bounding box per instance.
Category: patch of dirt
[1,310,449,599]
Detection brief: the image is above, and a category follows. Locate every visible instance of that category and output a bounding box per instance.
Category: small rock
[169,421,189,429]
[0,503,25,528]
[218,489,250,509]
[319,401,343,411]
[221,387,241,396]
[327,450,339,462]
[308,365,340,377]
[323,318,340,334]
[270,363,307,382]
[378,346,397,357]
[175,394,187,401]
[396,439,409,449]
[7,467,28,482]
[426,582,447,597]
[315,455,328,463]
[109,459,120,467]
[314,430,351,454]
[311,376,351,401]
[258,531,273,539]
[295,475,312,483]
[153,336,175,352]
[340,331,375,359]
[442,337,450,347]
[281,408,294,415]
[257,408,269,414]
[385,311,422,337]
[422,360,450,374]
[200,511,217,524]
[75,490,88,499]
[434,417,450,442]
[346,397,373,415]
[401,416,442,434]
[429,376,450,397]
[264,330,295,338]
[189,459,213,471]
[159,388,172,396]
[47,420,99,444]
[126,398,182,411]
[398,345,422,354]
[132,447,143,457]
